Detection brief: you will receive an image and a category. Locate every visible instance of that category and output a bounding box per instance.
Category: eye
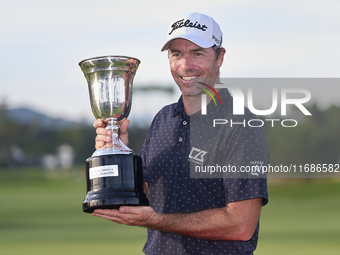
[194,52,203,56]
[170,52,181,58]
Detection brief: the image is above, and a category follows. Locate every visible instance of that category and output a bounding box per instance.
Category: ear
[216,48,226,68]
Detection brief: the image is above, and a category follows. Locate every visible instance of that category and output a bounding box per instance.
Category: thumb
[118,118,130,146]
[119,118,129,133]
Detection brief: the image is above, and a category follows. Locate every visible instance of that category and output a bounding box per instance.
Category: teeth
[182,76,197,81]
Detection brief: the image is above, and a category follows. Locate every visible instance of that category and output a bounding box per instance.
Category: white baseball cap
[161,12,223,52]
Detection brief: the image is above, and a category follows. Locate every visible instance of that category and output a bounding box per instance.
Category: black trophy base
[83,154,149,213]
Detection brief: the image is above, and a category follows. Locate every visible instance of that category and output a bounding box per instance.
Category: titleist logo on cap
[169,18,208,35]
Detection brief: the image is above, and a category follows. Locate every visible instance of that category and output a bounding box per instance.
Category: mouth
[182,76,198,81]
[180,76,200,83]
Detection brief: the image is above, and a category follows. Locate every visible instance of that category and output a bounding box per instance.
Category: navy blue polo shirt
[139,89,269,255]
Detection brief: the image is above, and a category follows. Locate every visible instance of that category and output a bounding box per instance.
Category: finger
[96,134,112,141]
[95,133,113,149]
[92,211,126,224]
[118,119,130,146]
[118,119,129,132]
[93,119,102,128]
[93,209,126,220]
[117,118,127,126]
[95,140,105,150]
[93,119,107,128]
[95,141,114,150]
[96,129,112,137]
[119,206,140,214]
[95,140,113,150]
[93,209,120,216]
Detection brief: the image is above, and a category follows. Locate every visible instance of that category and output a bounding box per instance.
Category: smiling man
[168,38,224,114]
[93,12,269,255]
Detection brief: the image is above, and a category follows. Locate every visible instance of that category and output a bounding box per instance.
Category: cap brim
[161,34,215,52]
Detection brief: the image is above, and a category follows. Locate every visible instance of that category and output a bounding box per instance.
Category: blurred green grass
[257,179,340,255]
[0,167,146,255]
[0,167,339,255]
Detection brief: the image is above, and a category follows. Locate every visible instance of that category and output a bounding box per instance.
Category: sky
[1,0,340,124]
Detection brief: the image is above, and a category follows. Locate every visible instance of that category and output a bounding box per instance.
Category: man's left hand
[92,206,158,227]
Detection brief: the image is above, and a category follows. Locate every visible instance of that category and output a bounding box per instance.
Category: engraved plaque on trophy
[79,56,149,213]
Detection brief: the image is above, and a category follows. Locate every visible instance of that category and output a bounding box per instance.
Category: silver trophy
[79,56,149,213]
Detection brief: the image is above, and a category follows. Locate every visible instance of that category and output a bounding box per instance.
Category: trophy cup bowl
[79,56,149,213]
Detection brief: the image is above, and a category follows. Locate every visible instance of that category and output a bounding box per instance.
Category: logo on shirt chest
[188,147,207,165]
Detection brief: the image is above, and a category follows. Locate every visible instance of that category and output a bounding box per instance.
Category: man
[93,12,269,254]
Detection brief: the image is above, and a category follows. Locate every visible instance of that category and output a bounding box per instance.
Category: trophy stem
[90,118,132,157]
[106,118,119,139]
[107,117,132,154]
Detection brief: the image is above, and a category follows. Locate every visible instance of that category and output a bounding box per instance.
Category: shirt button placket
[178,118,189,144]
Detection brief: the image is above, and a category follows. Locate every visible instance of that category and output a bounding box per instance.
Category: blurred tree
[264,104,340,167]
[1,97,340,171]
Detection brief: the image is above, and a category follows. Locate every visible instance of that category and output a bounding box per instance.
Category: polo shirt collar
[172,96,188,118]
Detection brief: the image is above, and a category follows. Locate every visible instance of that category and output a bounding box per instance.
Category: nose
[180,55,195,71]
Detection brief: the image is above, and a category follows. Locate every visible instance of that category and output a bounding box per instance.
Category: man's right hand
[93,118,130,150]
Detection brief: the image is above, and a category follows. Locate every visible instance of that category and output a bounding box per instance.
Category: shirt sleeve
[221,113,270,206]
